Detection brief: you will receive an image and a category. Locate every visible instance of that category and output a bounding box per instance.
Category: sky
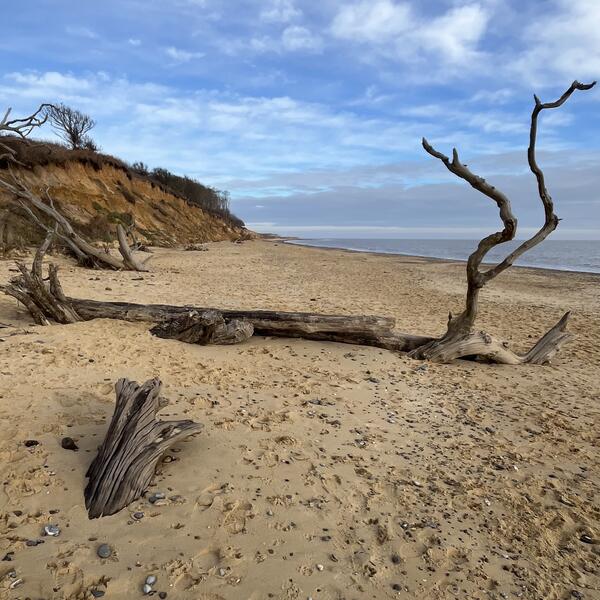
[1,0,599,239]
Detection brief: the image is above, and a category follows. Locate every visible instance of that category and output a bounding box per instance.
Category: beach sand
[0,240,598,600]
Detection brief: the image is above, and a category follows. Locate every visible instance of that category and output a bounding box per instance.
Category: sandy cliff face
[0,161,252,246]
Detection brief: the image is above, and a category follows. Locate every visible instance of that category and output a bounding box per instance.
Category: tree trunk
[84,377,203,518]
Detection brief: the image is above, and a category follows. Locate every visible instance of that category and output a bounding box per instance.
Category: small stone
[91,590,105,598]
[391,553,401,564]
[580,534,594,544]
[133,512,144,520]
[97,544,112,559]
[24,439,39,447]
[9,578,23,589]
[159,593,167,599]
[392,583,401,591]
[149,492,166,504]
[219,568,226,576]
[2,552,14,561]
[146,575,157,585]
[571,591,583,599]
[163,456,174,463]
[316,563,324,571]
[61,437,79,451]
[26,539,40,547]
[143,583,152,594]
[44,524,60,536]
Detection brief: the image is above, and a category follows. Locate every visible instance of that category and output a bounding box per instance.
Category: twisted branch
[420,80,596,340]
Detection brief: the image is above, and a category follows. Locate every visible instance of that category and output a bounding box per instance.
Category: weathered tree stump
[150,310,254,345]
[84,378,203,518]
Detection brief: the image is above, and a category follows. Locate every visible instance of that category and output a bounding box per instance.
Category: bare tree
[411,80,596,363]
[45,103,96,149]
[0,104,50,162]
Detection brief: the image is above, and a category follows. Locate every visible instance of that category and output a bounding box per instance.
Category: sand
[0,240,599,600]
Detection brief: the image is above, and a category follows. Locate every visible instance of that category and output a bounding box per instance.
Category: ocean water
[288,239,600,274]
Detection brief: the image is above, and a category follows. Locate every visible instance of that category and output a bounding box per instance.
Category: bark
[150,310,254,345]
[84,378,203,518]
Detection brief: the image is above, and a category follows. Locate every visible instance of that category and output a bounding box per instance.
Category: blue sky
[1,0,599,238]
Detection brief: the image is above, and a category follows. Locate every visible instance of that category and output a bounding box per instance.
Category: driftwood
[85,377,203,518]
[150,310,254,345]
[410,80,594,362]
[0,171,148,271]
[0,245,572,363]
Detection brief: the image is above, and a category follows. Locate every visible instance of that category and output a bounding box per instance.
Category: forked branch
[414,80,596,360]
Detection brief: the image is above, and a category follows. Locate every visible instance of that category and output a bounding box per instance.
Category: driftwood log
[85,377,203,518]
[0,248,572,363]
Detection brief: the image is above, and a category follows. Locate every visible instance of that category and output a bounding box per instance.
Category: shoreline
[283,238,600,279]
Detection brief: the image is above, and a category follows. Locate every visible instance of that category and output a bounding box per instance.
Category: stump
[84,378,203,518]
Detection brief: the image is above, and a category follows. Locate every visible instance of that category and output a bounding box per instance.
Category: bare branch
[45,103,96,149]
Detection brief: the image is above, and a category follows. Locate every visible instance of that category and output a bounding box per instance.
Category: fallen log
[0,249,572,363]
[68,297,432,351]
[85,377,203,518]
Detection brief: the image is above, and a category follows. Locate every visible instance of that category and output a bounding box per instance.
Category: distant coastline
[285,238,600,276]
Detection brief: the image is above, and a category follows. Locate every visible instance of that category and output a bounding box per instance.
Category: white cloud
[260,0,301,23]
[331,1,490,69]
[128,38,142,47]
[513,0,600,84]
[164,46,205,63]
[250,26,322,54]
[281,26,322,52]
[331,0,413,43]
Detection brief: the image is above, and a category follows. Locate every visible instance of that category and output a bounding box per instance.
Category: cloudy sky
[1,0,599,238]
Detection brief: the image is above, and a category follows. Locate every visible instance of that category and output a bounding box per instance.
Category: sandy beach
[0,239,599,600]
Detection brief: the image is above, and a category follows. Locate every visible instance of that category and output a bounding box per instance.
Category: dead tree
[0,104,50,162]
[85,377,203,518]
[0,172,149,271]
[409,80,595,363]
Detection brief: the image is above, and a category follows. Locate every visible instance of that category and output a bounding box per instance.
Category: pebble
[159,593,167,599]
[146,575,157,585]
[149,492,166,504]
[571,591,583,599]
[91,590,105,598]
[24,439,39,447]
[133,512,144,520]
[143,583,152,594]
[2,552,14,561]
[316,563,324,571]
[219,568,227,576]
[61,437,79,451]
[580,534,594,544]
[26,539,43,547]
[44,524,60,536]
[97,544,112,558]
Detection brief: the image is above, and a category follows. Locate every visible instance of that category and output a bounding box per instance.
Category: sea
[287,239,600,274]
